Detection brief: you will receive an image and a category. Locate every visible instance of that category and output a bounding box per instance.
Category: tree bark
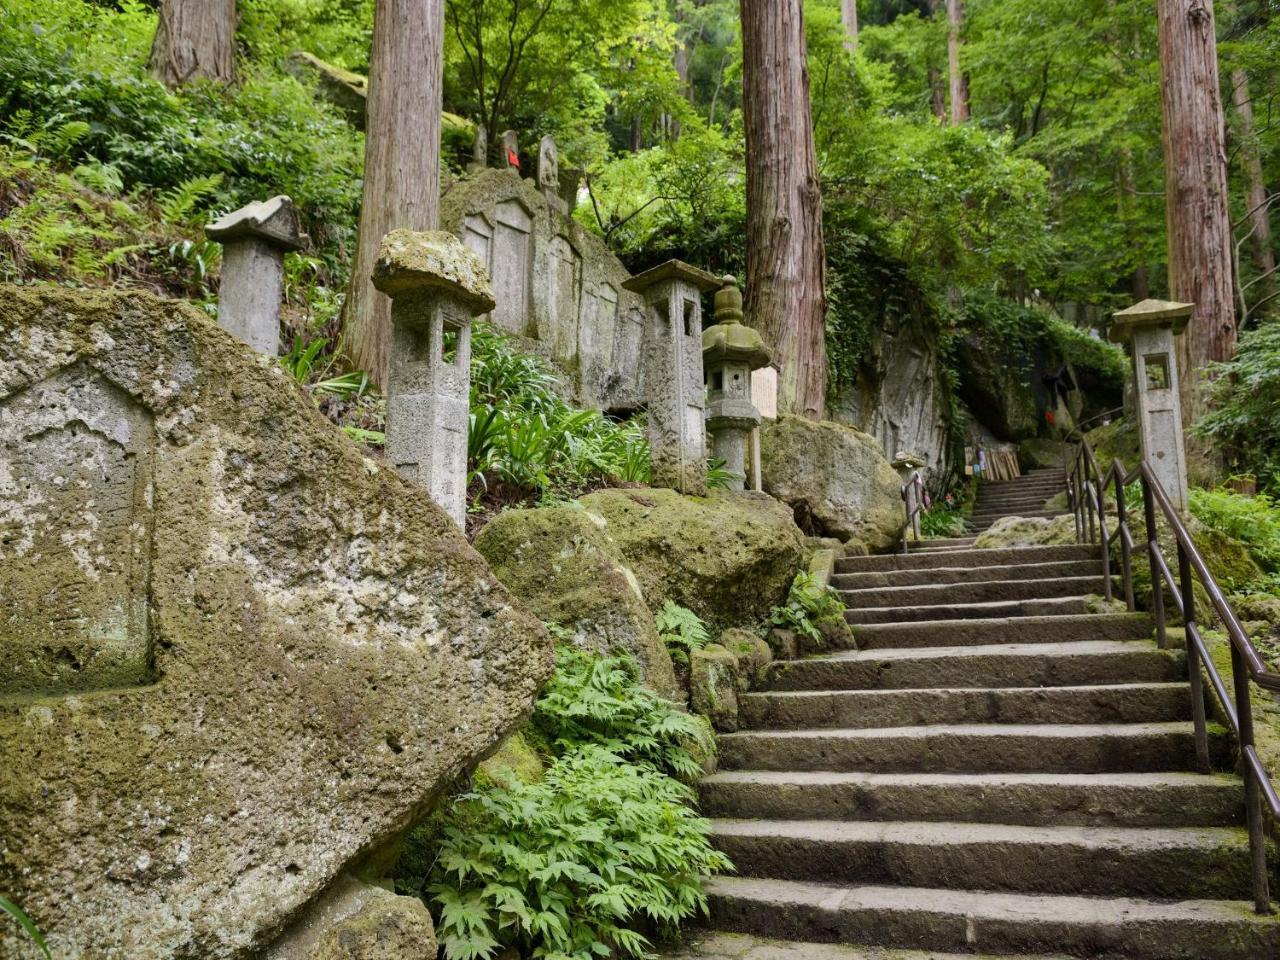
[1230,67,1277,317]
[740,0,828,419]
[150,0,236,88]
[1156,0,1236,430]
[344,0,446,387]
[1118,149,1151,300]
[946,0,969,124]
[841,0,859,52]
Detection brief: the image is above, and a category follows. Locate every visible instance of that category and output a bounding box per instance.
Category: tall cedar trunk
[150,0,236,88]
[1156,0,1236,432]
[946,0,969,124]
[740,0,828,419]
[841,0,859,51]
[1118,149,1151,300]
[344,0,445,387]
[1231,68,1277,315]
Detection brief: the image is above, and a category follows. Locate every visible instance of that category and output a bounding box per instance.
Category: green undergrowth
[1197,322,1280,497]
[1190,488,1280,589]
[397,646,726,960]
[654,601,710,667]
[770,571,847,648]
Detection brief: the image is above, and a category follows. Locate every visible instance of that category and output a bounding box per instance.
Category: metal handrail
[1069,437,1279,914]
[900,470,926,555]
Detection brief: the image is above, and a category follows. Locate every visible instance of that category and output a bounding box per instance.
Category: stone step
[663,933,1078,960]
[716,722,1229,774]
[838,575,1105,609]
[708,818,1255,899]
[833,559,1104,591]
[698,770,1245,827]
[702,876,1280,959]
[844,595,1091,625]
[969,509,1070,524]
[848,613,1154,649]
[740,682,1190,729]
[836,545,1097,573]
[974,496,1064,511]
[906,536,976,549]
[768,641,1184,691]
[975,485,1067,499]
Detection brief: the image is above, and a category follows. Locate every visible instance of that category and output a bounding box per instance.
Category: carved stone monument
[702,277,771,492]
[469,125,488,173]
[0,285,549,959]
[205,195,303,355]
[1108,298,1193,512]
[500,130,520,170]
[538,135,567,214]
[373,229,496,528]
[624,260,721,495]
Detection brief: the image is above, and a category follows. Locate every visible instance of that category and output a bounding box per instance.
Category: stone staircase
[692,470,1280,958]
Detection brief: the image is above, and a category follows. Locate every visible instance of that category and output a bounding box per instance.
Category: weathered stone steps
[740,682,1190,729]
[665,932,1079,960]
[832,558,1103,590]
[848,612,1153,648]
[699,770,1245,827]
[716,722,1231,773]
[836,544,1095,573]
[844,594,1089,624]
[838,574,1105,608]
[709,818,1257,899]
[702,876,1280,960]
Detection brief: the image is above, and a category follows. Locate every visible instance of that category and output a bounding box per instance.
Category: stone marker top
[703,277,771,369]
[1107,298,1194,343]
[372,228,496,313]
[622,258,722,295]
[892,451,928,471]
[205,195,304,250]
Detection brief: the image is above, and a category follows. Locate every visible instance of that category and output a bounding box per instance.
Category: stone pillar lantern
[892,451,928,542]
[1107,298,1193,512]
[205,195,303,355]
[702,277,771,491]
[623,259,722,495]
[372,229,496,528]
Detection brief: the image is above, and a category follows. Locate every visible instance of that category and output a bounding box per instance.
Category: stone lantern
[1107,298,1193,512]
[702,277,771,491]
[623,259,722,495]
[892,451,928,542]
[205,195,303,355]
[372,229,496,528]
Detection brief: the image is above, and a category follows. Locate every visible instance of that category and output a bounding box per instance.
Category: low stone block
[690,643,740,733]
[265,876,436,960]
[720,628,772,691]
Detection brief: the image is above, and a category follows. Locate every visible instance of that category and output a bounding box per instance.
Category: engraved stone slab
[0,364,154,696]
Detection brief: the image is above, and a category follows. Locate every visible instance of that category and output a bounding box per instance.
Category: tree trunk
[841,0,859,52]
[1230,67,1277,318]
[150,0,236,88]
[1156,0,1236,431]
[1118,149,1151,300]
[343,0,446,387]
[740,0,828,419]
[946,0,969,124]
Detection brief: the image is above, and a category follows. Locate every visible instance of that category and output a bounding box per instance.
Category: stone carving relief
[491,200,533,335]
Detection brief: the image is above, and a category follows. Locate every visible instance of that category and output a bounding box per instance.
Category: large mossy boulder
[475,504,680,699]
[974,515,1077,549]
[0,287,551,959]
[759,415,903,551]
[579,488,805,636]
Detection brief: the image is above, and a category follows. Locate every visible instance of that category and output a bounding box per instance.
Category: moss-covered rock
[690,644,740,732]
[1019,438,1071,471]
[1123,513,1263,620]
[974,514,1077,548]
[267,876,437,960]
[815,611,857,651]
[579,488,805,636]
[476,732,545,789]
[720,628,772,690]
[475,504,679,699]
[760,416,904,550]
[0,286,552,959]
[1084,417,1141,471]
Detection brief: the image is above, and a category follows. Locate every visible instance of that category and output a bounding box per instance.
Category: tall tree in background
[1156,0,1236,425]
[841,0,859,51]
[740,0,828,419]
[344,0,446,386]
[150,0,237,87]
[946,0,969,124]
[1230,67,1277,317]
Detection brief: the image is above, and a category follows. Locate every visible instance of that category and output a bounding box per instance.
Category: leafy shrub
[0,895,49,959]
[920,504,968,539]
[654,601,709,665]
[533,647,711,782]
[770,571,847,646]
[1190,488,1280,576]
[1197,323,1280,496]
[428,743,728,960]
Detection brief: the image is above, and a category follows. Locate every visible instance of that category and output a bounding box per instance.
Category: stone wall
[0,286,552,959]
[441,168,648,413]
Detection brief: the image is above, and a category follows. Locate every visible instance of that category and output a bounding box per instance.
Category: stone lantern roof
[702,276,771,369]
[1107,298,1193,344]
[372,229,496,313]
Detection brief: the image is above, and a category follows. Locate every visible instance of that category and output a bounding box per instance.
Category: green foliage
[428,743,728,960]
[654,601,710,665]
[1197,323,1280,496]
[770,571,847,646]
[0,895,50,959]
[1190,488,1280,577]
[920,504,969,539]
[533,647,711,782]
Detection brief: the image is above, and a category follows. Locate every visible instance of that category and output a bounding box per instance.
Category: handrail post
[1233,641,1274,913]
[1142,477,1168,649]
[1115,478,1135,610]
[1180,541,1211,774]
[1095,472,1113,603]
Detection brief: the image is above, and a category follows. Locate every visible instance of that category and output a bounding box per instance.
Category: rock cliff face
[0,286,551,959]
